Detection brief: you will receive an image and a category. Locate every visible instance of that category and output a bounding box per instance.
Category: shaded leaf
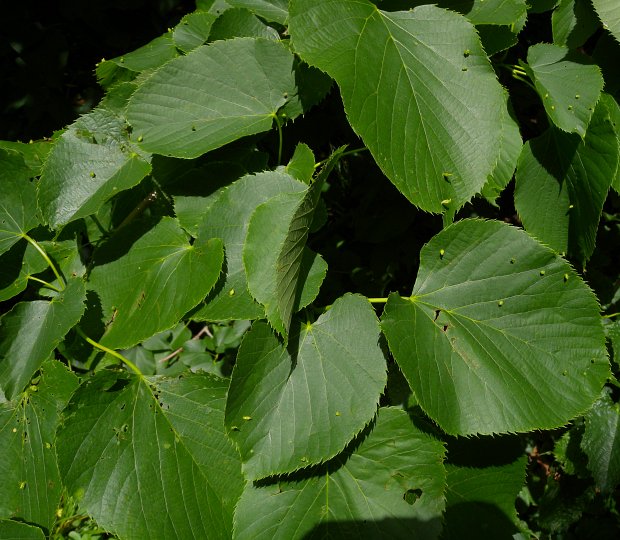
[552,0,600,49]
[0,242,48,302]
[88,217,223,349]
[38,108,151,228]
[582,389,620,492]
[233,407,446,540]
[0,278,85,401]
[381,219,609,435]
[0,520,45,539]
[193,171,306,321]
[127,38,296,158]
[289,0,508,212]
[0,140,53,176]
[442,436,526,539]
[514,94,619,263]
[295,248,328,310]
[57,370,241,540]
[0,360,78,529]
[225,294,387,479]
[227,0,288,23]
[525,43,604,136]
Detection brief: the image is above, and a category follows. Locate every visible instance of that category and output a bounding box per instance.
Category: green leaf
[127,38,296,158]
[95,34,179,88]
[381,219,609,435]
[38,108,151,228]
[529,0,560,13]
[525,43,604,136]
[0,150,40,256]
[209,7,280,40]
[0,360,78,529]
[88,217,223,349]
[57,370,241,539]
[0,242,48,302]
[552,0,600,49]
[233,407,446,539]
[285,143,315,184]
[0,278,85,401]
[296,248,328,310]
[514,94,619,263]
[173,11,217,52]
[480,97,522,206]
[225,294,387,479]
[581,389,620,493]
[245,149,340,336]
[289,0,509,212]
[227,0,288,23]
[0,521,45,539]
[244,190,306,335]
[280,60,335,120]
[442,436,527,539]
[0,140,53,175]
[441,0,528,25]
[193,171,306,321]
[592,0,620,43]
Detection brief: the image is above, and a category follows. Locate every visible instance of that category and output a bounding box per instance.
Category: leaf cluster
[2,0,620,538]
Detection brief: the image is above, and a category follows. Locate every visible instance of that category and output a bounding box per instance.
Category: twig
[160,324,213,363]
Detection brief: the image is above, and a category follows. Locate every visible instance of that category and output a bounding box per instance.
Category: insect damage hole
[403,488,423,505]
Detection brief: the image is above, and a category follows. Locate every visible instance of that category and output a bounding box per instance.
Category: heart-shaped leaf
[88,217,223,349]
[381,219,609,435]
[225,293,387,479]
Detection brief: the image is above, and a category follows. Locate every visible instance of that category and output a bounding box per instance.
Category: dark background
[0,0,194,141]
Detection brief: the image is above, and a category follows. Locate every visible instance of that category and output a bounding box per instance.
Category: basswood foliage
[1,0,620,537]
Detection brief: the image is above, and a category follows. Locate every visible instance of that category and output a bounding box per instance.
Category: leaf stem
[272,113,283,165]
[75,327,143,377]
[314,147,368,169]
[22,234,65,290]
[603,312,620,319]
[27,275,62,292]
[159,324,213,363]
[367,297,389,304]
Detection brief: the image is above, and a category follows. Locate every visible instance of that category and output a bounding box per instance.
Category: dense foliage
[2,0,620,538]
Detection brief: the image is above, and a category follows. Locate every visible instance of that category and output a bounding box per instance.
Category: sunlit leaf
[592,0,620,43]
[127,38,296,158]
[193,171,306,321]
[381,219,609,435]
[0,150,40,256]
[38,108,151,228]
[290,0,509,212]
[57,370,241,540]
[88,217,223,349]
[525,43,604,136]
[225,294,387,479]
